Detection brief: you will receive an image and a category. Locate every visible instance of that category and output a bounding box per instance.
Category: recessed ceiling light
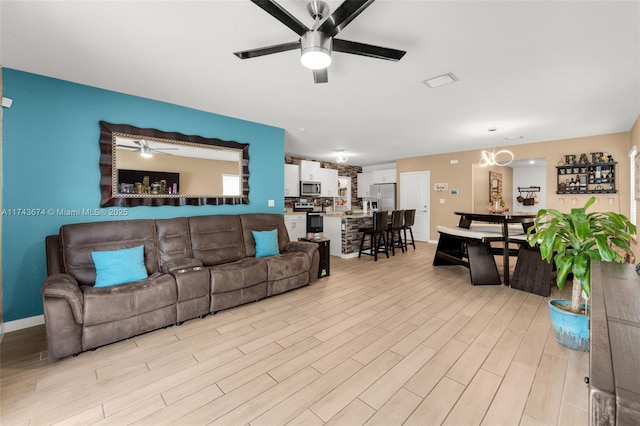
[529,160,536,164]
[488,127,498,132]
[505,135,524,141]
[423,72,458,88]
[299,127,307,133]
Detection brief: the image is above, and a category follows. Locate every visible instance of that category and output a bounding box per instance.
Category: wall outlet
[268,199,275,207]
[440,199,445,204]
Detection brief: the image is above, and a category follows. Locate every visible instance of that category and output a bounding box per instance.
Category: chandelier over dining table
[479,149,515,167]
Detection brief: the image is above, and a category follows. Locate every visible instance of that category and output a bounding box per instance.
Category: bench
[508,234,553,296]
[469,223,526,257]
[468,223,527,235]
[433,225,504,285]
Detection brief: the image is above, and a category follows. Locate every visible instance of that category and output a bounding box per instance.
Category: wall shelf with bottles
[556,162,617,194]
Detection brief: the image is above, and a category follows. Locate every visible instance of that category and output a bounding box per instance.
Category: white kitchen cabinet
[322,216,343,257]
[372,169,396,183]
[295,160,321,182]
[284,164,300,197]
[284,214,306,241]
[357,172,373,198]
[319,168,339,197]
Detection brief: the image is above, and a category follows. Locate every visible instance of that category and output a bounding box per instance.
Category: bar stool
[402,209,416,250]
[387,210,405,255]
[358,211,389,261]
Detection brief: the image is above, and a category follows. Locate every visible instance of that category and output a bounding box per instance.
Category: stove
[293,202,315,212]
[293,202,323,233]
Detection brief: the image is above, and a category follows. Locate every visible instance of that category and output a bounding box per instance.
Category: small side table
[299,237,330,278]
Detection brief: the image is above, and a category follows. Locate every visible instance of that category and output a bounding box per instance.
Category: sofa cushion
[240,214,290,258]
[262,251,311,282]
[61,219,158,286]
[91,245,148,287]
[189,215,246,266]
[209,258,268,293]
[253,229,280,258]
[156,217,193,271]
[82,272,177,326]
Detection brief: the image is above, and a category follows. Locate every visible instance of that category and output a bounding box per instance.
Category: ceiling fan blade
[234,41,300,59]
[333,39,406,61]
[116,145,139,150]
[150,149,176,156]
[313,68,328,84]
[318,0,375,37]
[250,0,310,36]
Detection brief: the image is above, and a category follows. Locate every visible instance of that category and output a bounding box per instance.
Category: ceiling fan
[233,0,406,83]
[116,140,178,158]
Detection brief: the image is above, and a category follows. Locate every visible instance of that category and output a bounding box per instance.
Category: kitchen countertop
[322,211,373,218]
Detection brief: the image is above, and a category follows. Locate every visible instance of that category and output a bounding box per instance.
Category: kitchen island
[323,212,374,258]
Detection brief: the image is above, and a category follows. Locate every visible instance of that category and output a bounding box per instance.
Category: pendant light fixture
[479,149,514,167]
[479,127,514,166]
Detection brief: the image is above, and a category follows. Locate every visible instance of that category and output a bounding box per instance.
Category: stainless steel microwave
[300,181,321,197]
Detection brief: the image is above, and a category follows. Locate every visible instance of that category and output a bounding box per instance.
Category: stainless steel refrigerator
[369,183,396,211]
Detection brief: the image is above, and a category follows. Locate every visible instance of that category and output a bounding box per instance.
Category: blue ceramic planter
[548,300,590,352]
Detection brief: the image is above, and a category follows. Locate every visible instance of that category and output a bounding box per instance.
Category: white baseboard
[4,315,45,333]
[340,253,360,259]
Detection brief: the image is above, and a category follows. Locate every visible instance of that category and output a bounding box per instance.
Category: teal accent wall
[1,68,285,322]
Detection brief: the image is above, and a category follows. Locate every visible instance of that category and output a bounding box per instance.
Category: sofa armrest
[285,241,320,282]
[284,240,318,259]
[42,273,84,324]
[160,258,204,273]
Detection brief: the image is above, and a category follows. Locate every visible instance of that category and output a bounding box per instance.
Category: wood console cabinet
[589,261,640,425]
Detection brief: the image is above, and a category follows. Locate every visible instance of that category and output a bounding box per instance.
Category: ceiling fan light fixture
[300,31,332,70]
[335,149,348,163]
[140,146,153,158]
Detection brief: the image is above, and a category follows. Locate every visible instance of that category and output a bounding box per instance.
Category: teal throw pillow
[91,245,148,287]
[252,229,280,258]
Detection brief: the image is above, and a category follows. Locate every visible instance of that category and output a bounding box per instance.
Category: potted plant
[526,196,636,351]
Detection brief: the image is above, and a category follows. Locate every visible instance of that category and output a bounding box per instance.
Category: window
[630,146,637,226]
[222,174,241,196]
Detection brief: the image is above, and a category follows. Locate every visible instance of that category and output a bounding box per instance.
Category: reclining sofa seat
[42,213,319,360]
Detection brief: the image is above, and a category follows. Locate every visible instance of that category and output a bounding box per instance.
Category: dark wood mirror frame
[99,121,250,207]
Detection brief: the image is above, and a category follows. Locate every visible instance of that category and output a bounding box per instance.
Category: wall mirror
[489,170,503,202]
[99,121,249,207]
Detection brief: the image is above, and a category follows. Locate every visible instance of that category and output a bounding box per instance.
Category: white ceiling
[2,0,639,166]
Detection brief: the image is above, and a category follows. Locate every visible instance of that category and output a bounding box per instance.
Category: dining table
[454,211,537,286]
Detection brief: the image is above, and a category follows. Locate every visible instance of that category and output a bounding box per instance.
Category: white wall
[513,165,547,212]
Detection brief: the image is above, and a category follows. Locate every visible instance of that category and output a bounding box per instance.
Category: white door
[400,171,430,242]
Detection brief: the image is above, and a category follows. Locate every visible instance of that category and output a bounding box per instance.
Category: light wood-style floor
[0,242,589,426]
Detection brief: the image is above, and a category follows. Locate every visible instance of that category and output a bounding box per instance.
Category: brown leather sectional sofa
[42,213,319,360]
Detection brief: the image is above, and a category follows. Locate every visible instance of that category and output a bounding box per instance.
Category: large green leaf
[595,234,615,261]
[572,253,589,285]
[554,254,573,291]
